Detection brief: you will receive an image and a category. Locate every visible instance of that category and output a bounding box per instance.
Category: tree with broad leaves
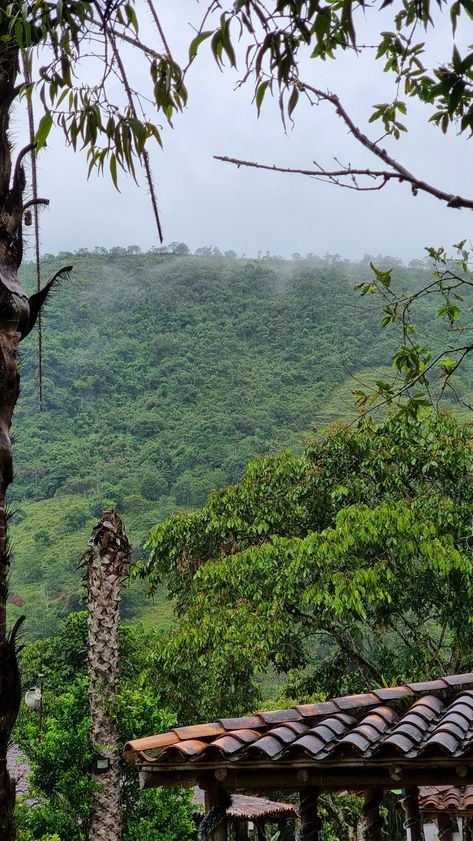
[0,2,183,836]
[142,413,473,722]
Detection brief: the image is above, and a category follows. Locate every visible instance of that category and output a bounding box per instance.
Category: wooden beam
[299,787,321,840]
[361,789,383,841]
[403,788,423,841]
[139,764,473,792]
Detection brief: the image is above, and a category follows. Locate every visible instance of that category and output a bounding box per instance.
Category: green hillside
[9,248,471,637]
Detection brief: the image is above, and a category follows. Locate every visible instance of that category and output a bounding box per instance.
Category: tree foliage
[11,248,473,637]
[189,0,473,213]
[143,412,473,720]
[15,615,196,841]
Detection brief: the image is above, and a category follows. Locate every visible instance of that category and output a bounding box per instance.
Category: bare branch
[22,198,49,211]
[215,84,473,212]
[110,29,163,59]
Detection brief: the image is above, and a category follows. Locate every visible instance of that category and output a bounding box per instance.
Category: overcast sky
[18,0,473,262]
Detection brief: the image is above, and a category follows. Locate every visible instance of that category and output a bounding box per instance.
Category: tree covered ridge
[10,248,473,638]
[144,413,473,721]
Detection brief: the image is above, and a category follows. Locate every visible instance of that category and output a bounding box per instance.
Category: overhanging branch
[215,84,473,212]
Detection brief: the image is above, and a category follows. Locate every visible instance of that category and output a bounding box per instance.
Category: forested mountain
[9,248,472,636]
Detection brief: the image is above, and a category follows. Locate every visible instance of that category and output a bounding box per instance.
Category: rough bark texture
[85,510,131,841]
[0,23,33,840]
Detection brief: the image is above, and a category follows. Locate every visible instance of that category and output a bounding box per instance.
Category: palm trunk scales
[85,509,131,841]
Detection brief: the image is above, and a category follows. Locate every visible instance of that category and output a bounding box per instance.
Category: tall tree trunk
[85,509,131,841]
[0,25,34,841]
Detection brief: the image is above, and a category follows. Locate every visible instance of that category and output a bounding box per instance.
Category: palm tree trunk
[85,509,131,841]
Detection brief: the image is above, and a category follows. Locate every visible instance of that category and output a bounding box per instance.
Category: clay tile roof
[192,789,297,820]
[124,672,473,769]
[419,786,473,813]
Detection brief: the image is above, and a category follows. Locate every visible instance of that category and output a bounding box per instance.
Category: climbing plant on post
[84,509,132,841]
[0,2,185,835]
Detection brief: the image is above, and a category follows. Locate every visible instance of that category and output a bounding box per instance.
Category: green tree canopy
[143,412,473,720]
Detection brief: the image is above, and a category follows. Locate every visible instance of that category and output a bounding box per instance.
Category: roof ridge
[288,672,473,723]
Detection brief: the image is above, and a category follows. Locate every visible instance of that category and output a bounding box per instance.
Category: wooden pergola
[193,790,296,840]
[418,786,473,841]
[124,673,473,840]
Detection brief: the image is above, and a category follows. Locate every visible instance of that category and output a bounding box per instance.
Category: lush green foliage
[144,413,473,720]
[199,0,473,138]
[10,247,440,637]
[355,245,473,417]
[15,614,195,841]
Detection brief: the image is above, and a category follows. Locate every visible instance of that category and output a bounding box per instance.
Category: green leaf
[188,30,212,62]
[255,80,270,116]
[35,112,53,151]
[109,153,119,190]
[288,86,299,118]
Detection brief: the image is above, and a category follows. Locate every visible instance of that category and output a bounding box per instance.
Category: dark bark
[0,23,64,837]
[0,26,27,840]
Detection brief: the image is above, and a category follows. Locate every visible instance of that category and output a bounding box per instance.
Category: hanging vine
[22,50,44,409]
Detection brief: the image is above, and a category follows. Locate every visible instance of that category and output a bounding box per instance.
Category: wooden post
[255,822,267,841]
[436,815,454,841]
[299,787,321,840]
[234,819,249,840]
[361,789,383,841]
[403,787,423,841]
[204,787,229,841]
[467,817,473,840]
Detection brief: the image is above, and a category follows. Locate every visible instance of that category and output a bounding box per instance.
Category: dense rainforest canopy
[11,248,473,637]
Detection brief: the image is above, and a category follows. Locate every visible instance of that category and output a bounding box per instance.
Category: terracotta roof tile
[290,733,330,757]
[218,716,264,731]
[337,731,372,753]
[391,722,424,742]
[382,732,418,753]
[173,723,226,741]
[268,725,305,744]
[370,687,413,702]
[283,721,310,736]
[294,701,339,718]
[170,739,211,757]
[124,731,179,753]
[209,735,248,755]
[332,692,380,710]
[193,789,297,820]
[371,706,399,724]
[226,729,263,744]
[248,735,286,757]
[406,679,449,693]
[257,708,300,725]
[442,674,473,688]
